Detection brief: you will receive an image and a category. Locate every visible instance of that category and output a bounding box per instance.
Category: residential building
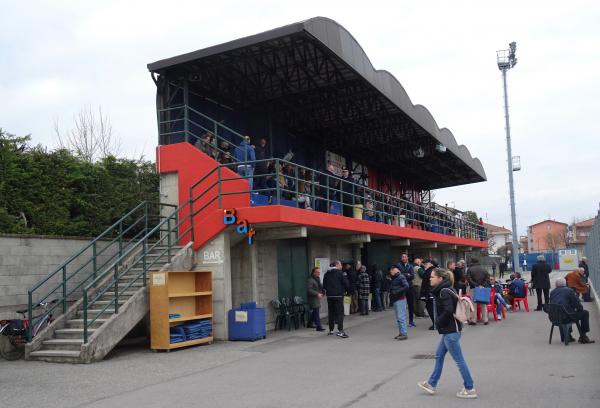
[527,219,568,252]
[569,217,596,257]
[484,223,511,254]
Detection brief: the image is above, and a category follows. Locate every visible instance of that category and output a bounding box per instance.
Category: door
[277,239,308,300]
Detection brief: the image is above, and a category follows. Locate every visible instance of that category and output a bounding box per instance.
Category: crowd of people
[192,132,486,241]
[304,253,596,399]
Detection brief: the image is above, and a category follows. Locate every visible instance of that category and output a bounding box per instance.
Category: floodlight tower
[497,42,520,272]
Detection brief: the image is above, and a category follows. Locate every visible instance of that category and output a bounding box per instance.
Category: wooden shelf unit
[149,271,213,350]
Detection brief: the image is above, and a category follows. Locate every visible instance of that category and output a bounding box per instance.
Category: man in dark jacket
[370,265,384,312]
[344,262,358,314]
[389,266,409,340]
[531,254,552,310]
[396,253,415,327]
[341,167,354,218]
[420,259,438,329]
[549,278,595,344]
[306,267,325,331]
[467,258,489,288]
[323,260,350,338]
[253,138,269,191]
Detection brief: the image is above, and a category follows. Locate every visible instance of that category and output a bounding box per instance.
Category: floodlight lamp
[435,143,447,153]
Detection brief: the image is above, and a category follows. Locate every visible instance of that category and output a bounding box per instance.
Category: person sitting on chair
[489,276,511,319]
[565,268,589,298]
[504,272,525,305]
[549,278,595,344]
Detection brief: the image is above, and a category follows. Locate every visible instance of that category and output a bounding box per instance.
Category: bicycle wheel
[0,335,24,361]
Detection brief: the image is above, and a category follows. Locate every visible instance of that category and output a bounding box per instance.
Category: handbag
[472,287,491,304]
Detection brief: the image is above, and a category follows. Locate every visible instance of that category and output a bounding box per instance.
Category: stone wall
[0,235,118,319]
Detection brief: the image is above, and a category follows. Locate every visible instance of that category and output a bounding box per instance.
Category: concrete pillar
[194,232,232,340]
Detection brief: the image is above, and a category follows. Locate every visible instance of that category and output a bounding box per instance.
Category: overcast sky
[1,1,599,235]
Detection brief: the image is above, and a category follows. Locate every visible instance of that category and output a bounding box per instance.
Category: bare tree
[545,231,566,252]
[54,106,120,162]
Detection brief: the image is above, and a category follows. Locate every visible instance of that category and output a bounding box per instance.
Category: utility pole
[497,42,520,272]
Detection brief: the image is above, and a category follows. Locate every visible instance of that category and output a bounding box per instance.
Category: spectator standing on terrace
[389,266,409,340]
[341,167,354,218]
[397,254,416,327]
[253,138,269,191]
[550,278,595,344]
[413,258,426,318]
[531,254,552,310]
[306,267,325,331]
[418,268,477,399]
[323,260,350,338]
[194,132,215,158]
[357,266,371,315]
[579,257,589,281]
[233,136,256,190]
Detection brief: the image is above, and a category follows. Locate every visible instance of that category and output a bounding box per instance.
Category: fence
[584,209,599,300]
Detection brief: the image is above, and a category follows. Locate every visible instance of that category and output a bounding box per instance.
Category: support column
[194,232,231,340]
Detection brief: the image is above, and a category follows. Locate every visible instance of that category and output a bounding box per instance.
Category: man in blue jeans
[389,266,409,340]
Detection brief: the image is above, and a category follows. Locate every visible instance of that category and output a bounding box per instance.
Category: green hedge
[0,129,158,236]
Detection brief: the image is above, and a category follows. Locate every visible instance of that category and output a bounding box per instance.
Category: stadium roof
[148,17,486,189]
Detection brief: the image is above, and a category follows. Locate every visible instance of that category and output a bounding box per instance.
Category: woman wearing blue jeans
[418,268,477,398]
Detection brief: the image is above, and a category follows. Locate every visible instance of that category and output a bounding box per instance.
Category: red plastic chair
[512,283,529,312]
[477,289,502,321]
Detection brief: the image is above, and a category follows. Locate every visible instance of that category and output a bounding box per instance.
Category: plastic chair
[543,304,581,346]
[512,283,529,312]
[280,297,299,330]
[477,289,501,321]
[293,296,308,327]
[270,300,285,330]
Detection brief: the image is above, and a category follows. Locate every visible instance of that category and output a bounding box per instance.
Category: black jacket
[396,262,415,285]
[431,280,462,334]
[389,272,409,304]
[467,263,489,288]
[371,269,384,290]
[323,268,349,298]
[346,268,358,294]
[419,266,435,300]
[531,261,552,289]
[453,267,464,290]
[549,287,583,314]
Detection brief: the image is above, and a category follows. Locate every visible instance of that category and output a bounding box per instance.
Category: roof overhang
[148,17,486,189]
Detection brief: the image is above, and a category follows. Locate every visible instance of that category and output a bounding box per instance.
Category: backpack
[442,288,476,324]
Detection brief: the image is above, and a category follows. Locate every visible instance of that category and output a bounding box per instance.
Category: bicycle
[0,300,57,361]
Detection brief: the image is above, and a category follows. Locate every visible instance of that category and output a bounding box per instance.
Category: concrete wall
[0,235,118,320]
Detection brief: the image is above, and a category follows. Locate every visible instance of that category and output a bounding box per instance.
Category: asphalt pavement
[1,270,599,408]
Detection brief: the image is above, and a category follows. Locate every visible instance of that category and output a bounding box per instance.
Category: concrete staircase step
[93,299,126,306]
[29,349,82,363]
[66,318,108,329]
[55,328,95,340]
[41,339,84,351]
[103,291,138,297]
[76,309,115,318]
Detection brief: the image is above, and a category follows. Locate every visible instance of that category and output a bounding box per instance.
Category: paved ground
[2,271,599,408]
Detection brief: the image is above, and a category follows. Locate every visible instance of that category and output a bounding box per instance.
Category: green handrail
[26,201,175,341]
[82,201,192,342]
